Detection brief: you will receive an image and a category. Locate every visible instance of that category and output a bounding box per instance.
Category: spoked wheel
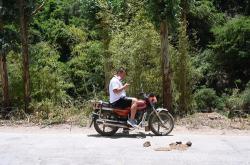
[93,112,119,136]
[149,111,174,136]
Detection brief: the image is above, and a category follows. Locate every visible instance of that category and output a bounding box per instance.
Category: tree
[18,0,45,112]
[96,0,114,94]
[0,51,10,113]
[175,0,194,116]
[187,0,225,49]
[18,0,31,112]
[211,16,250,88]
[146,0,180,111]
[1,0,19,115]
[109,10,161,97]
[0,3,10,112]
[212,0,250,16]
[96,0,133,94]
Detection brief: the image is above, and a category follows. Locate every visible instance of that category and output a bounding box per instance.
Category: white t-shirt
[109,75,126,103]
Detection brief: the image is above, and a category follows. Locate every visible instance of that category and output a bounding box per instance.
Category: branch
[31,1,46,16]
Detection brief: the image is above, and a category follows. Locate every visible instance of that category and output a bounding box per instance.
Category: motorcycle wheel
[149,111,174,136]
[93,112,119,136]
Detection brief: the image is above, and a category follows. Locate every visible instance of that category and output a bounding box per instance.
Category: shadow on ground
[87,132,173,139]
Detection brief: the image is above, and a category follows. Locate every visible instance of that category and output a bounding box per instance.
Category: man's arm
[113,83,130,94]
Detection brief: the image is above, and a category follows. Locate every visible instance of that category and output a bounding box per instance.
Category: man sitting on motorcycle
[109,67,139,128]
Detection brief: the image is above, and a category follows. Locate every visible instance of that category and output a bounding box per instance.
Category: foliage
[223,82,250,119]
[192,49,227,92]
[226,89,242,111]
[194,87,224,111]
[172,21,196,116]
[68,41,105,99]
[6,52,24,106]
[1,0,250,122]
[211,17,250,87]
[29,99,71,124]
[109,11,161,98]
[146,0,180,28]
[30,42,72,103]
[188,0,226,48]
[224,85,250,119]
[212,0,250,16]
[1,24,19,54]
[242,84,250,112]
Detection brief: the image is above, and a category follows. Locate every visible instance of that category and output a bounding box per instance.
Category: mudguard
[148,107,169,120]
[155,108,169,112]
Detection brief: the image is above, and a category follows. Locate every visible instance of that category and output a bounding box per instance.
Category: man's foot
[127,118,138,128]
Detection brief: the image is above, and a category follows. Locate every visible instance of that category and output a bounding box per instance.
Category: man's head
[116,67,126,80]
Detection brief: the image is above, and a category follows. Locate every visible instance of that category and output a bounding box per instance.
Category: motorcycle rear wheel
[149,111,174,136]
[93,112,119,136]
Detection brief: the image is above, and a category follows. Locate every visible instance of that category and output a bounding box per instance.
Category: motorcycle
[89,93,174,136]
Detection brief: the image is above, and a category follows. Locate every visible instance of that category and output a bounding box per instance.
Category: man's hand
[113,83,130,94]
[123,83,130,90]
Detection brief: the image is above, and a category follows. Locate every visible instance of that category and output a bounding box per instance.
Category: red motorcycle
[90,93,174,136]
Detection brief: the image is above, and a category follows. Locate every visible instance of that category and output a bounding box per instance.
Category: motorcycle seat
[101,101,112,108]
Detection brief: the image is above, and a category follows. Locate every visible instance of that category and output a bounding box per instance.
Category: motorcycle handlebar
[139,92,148,99]
[139,92,157,100]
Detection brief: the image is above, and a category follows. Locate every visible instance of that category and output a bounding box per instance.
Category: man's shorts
[111,97,133,109]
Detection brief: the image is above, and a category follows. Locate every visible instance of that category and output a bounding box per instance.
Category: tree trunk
[19,0,31,112]
[178,0,192,116]
[181,0,188,26]
[0,10,10,116]
[178,21,188,116]
[101,15,112,95]
[160,21,172,111]
[103,38,113,95]
[0,54,10,110]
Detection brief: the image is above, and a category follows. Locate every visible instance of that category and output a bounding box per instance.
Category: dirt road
[0,126,249,165]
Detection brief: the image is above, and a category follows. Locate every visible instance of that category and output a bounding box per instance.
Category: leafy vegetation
[1,0,250,123]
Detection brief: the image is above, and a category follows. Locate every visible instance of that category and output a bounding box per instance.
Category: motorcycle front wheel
[93,112,119,136]
[149,111,174,136]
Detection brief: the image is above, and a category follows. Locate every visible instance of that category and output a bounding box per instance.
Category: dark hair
[116,67,126,74]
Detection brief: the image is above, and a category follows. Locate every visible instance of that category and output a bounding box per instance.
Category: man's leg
[130,98,138,119]
[127,98,139,127]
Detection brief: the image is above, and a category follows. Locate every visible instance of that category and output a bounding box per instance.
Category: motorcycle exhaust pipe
[96,119,129,129]
[96,119,127,125]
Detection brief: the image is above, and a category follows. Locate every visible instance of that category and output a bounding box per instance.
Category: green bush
[29,99,71,124]
[194,87,223,111]
[7,51,24,106]
[226,83,250,111]
[30,42,72,103]
[226,89,242,111]
[211,17,250,87]
[242,83,250,112]
[226,87,250,118]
